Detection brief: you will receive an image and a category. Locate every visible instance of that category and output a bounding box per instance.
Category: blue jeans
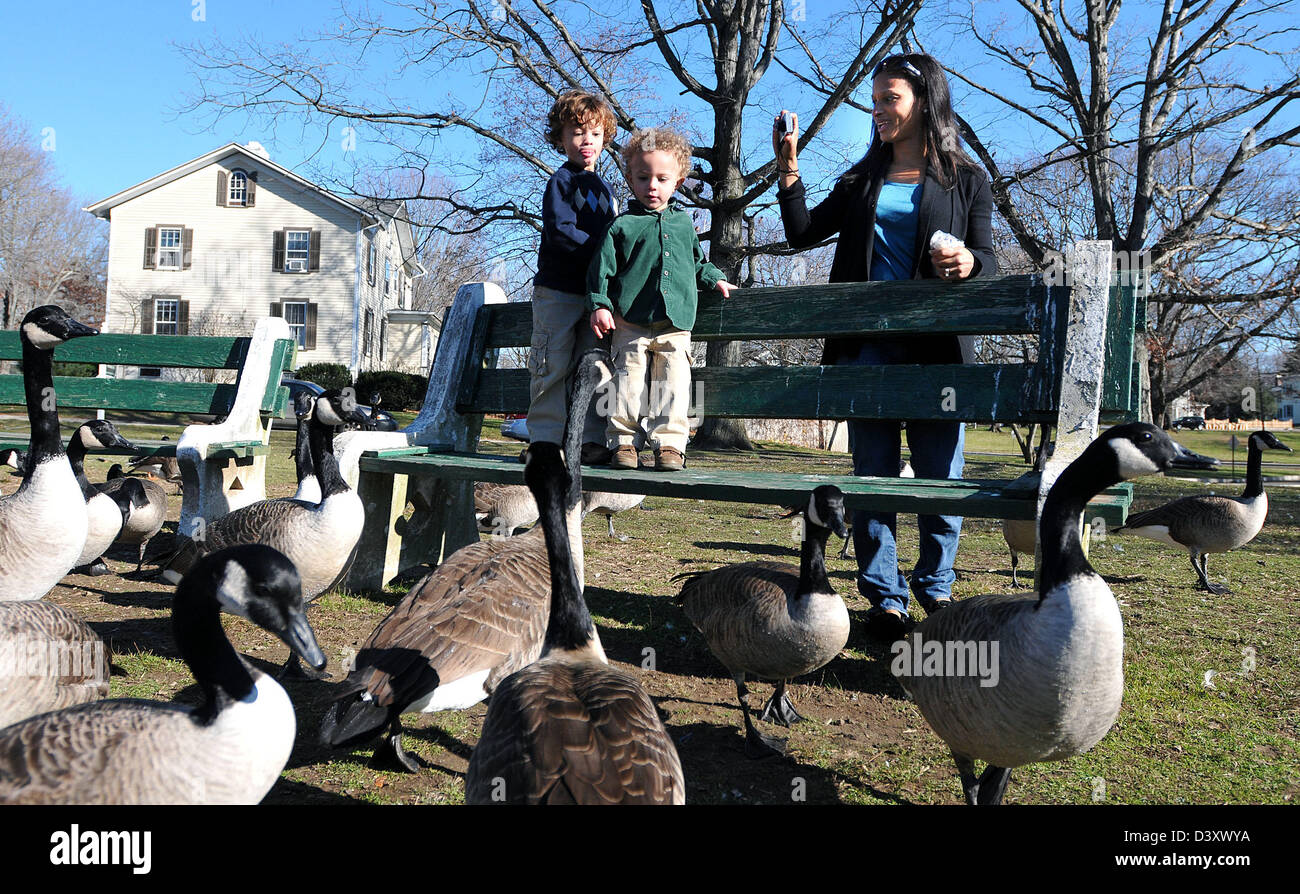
[844,340,965,615]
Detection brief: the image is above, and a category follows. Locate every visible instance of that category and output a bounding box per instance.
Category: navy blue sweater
[536,162,617,294]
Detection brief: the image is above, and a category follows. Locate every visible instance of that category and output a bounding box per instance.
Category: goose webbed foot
[976,765,1012,805]
[77,560,113,577]
[953,754,980,805]
[760,682,805,727]
[1192,554,1230,595]
[278,653,332,681]
[736,678,786,759]
[1009,554,1026,588]
[369,730,424,773]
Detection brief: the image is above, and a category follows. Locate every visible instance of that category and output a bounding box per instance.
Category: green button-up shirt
[586,201,725,331]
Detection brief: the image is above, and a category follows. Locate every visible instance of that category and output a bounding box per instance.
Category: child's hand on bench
[716,280,737,298]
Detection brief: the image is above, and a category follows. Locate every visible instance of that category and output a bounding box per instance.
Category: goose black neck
[536,464,594,652]
[21,339,64,464]
[294,416,314,484]
[1243,441,1264,499]
[562,355,604,510]
[798,522,833,596]
[308,418,348,498]
[1036,456,1111,601]
[64,434,97,500]
[173,572,256,724]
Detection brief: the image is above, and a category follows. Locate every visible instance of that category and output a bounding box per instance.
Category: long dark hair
[841,53,978,189]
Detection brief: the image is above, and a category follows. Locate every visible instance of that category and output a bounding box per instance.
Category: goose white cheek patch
[314,401,345,427]
[215,563,253,619]
[806,494,825,529]
[22,322,63,350]
[1109,439,1161,478]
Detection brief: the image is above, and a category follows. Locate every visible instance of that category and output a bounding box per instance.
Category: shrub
[52,362,98,377]
[294,363,351,391]
[354,370,428,411]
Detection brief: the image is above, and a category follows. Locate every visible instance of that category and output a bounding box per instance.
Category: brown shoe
[610,445,639,469]
[580,442,612,466]
[654,446,685,471]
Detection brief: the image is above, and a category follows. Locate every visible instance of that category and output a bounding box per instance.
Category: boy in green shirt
[587,127,735,471]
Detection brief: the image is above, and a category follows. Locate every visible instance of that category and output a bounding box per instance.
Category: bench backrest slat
[481,275,1046,349]
[466,363,1054,423]
[0,333,251,369]
[0,377,240,414]
[1101,282,1138,418]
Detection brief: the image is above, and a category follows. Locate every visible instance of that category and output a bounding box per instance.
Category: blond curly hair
[622,127,692,179]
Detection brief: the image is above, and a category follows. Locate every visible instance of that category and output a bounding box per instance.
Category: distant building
[1275,373,1300,423]
[1165,392,1209,423]
[85,142,436,376]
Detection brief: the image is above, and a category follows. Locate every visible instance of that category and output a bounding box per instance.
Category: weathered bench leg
[177,316,292,535]
[336,282,506,592]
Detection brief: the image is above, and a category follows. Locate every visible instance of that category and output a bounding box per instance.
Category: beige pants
[527,284,606,446]
[605,318,692,453]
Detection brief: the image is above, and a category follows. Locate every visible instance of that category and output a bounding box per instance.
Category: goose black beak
[833,520,850,540]
[1167,441,1219,470]
[283,609,328,671]
[59,319,100,340]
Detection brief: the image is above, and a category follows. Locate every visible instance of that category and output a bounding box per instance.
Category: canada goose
[0,306,99,602]
[474,482,538,536]
[0,545,326,804]
[0,448,27,477]
[896,422,1216,805]
[1115,430,1289,593]
[319,350,609,772]
[582,490,646,538]
[98,465,168,572]
[838,459,912,559]
[126,448,183,492]
[160,390,367,677]
[0,600,110,728]
[65,420,137,576]
[465,440,684,804]
[287,390,321,505]
[675,485,850,758]
[1001,518,1036,588]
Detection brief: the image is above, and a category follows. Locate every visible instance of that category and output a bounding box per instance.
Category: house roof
[83,142,381,223]
[354,197,426,277]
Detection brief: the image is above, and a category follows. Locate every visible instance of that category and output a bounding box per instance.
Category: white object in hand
[930,230,964,251]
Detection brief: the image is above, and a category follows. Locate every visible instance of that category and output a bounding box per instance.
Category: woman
[773,53,997,640]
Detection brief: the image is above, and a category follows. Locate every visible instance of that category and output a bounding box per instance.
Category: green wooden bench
[335,241,1142,591]
[0,317,296,534]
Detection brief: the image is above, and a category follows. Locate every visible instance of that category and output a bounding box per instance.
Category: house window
[155,298,180,335]
[157,228,183,269]
[363,309,374,356]
[367,239,377,286]
[285,230,310,272]
[384,259,391,294]
[228,170,248,205]
[283,301,308,348]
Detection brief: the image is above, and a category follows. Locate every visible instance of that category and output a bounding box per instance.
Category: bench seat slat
[0,435,266,460]
[465,363,1057,423]
[358,452,1134,524]
[0,377,238,414]
[482,276,1046,348]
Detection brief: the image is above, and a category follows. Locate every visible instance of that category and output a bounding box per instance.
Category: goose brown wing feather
[467,660,683,805]
[0,602,110,728]
[677,561,799,633]
[1123,495,1247,540]
[163,499,311,575]
[343,528,551,709]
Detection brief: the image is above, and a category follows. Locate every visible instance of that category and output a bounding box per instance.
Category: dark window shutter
[182,228,194,269]
[141,297,154,334]
[246,171,257,207]
[217,171,227,207]
[270,301,282,318]
[143,227,156,269]
[178,299,190,335]
[305,303,318,350]
[309,229,321,271]
[367,238,374,284]
[272,230,285,272]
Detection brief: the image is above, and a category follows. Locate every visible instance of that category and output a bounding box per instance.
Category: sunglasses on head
[874,55,923,80]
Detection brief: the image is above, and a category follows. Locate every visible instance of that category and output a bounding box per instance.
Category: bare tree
[178,0,925,449]
[928,0,1300,420]
[0,105,107,328]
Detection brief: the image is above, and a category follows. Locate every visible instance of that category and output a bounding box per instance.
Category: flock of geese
[0,305,1286,805]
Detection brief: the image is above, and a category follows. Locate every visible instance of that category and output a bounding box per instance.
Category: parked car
[500,415,530,442]
[1170,415,1207,431]
[277,378,398,431]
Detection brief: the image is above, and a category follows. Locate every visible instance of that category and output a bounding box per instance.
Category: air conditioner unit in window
[287,259,307,272]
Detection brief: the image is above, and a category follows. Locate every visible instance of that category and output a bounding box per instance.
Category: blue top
[536,162,617,294]
[869,181,921,282]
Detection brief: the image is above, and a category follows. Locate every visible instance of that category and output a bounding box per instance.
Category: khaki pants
[605,318,692,453]
[527,285,606,446]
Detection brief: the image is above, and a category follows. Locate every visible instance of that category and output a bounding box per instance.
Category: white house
[1275,373,1300,424]
[85,142,436,376]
